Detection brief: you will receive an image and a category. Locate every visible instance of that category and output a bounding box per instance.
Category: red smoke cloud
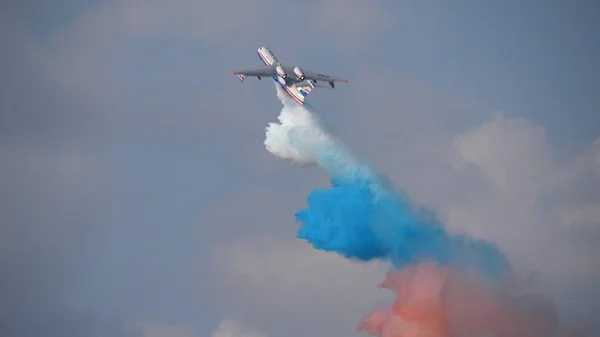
[356,261,583,337]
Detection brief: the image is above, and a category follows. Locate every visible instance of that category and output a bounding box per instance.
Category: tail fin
[297,84,313,98]
[281,80,312,106]
[296,79,318,96]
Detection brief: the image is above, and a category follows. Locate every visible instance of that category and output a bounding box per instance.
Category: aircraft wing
[301,69,349,84]
[231,65,276,82]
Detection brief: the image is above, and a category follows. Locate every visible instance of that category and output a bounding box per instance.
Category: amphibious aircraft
[231,46,349,105]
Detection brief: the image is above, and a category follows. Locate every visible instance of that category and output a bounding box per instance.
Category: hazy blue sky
[1,1,599,336]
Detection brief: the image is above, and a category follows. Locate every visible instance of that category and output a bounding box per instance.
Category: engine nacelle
[293,67,305,81]
[276,65,287,79]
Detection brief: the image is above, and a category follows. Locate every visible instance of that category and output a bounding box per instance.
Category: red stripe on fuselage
[257,50,304,105]
[258,51,270,65]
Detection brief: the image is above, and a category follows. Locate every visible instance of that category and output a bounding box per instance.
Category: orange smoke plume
[357,261,576,337]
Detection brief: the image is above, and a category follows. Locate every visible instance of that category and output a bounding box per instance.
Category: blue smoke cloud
[265,88,511,279]
[295,171,510,279]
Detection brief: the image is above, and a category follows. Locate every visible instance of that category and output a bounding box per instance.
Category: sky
[1,0,599,336]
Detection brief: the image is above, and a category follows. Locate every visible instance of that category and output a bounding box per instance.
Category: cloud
[445,116,600,331]
[314,0,394,50]
[450,110,554,195]
[125,319,262,337]
[40,0,391,54]
[445,112,600,288]
[330,68,477,206]
[137,322,199,337]
[2,1,597,336]
[0,141,116,337]
[211,319,267,337]
[1,3,313,334]
[211,235,390,337]
[0,1,279,152]
[213,236,387,295]
[0,144,107,257]
[118,0,277,44]
[32,0,277,46]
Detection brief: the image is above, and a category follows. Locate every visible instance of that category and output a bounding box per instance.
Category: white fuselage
[256,47,311,105]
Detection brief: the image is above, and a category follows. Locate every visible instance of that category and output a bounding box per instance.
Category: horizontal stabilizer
[312,81,334,89]
[293,80,330,90]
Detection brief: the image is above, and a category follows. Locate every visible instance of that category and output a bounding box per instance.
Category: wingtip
[344,79,349,83]
[231,71,235,75]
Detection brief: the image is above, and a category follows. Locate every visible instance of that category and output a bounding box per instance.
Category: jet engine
[276,65,287,79]
[293,67,305,81]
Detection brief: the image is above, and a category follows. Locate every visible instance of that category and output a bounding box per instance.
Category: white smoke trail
[264,86,331,165]
[264,85,375,180]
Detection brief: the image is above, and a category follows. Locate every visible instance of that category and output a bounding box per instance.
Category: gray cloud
[211,236,390,337]
[313,0,393,50]
[2,1,599,336]
[136,321,200,337]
